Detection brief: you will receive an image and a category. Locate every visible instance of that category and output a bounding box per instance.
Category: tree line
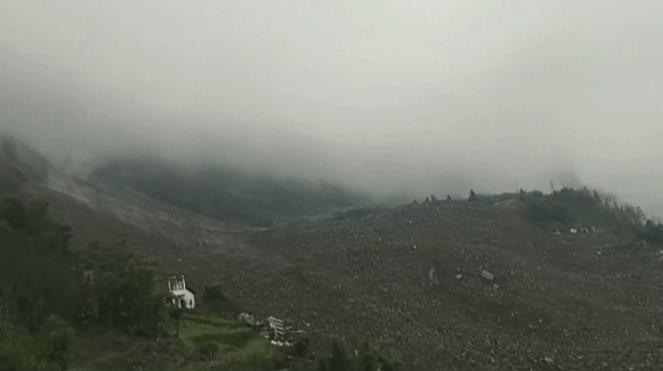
[0,196,167,370]
[0,196,403,371]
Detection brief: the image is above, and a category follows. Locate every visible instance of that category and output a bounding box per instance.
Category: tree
[0,316,74,371]
[38,315,75,371]
[318,338,401,371]
[468,190,478,202]
[320,340,353,371]
[197,341,219,361]
[119,259,168,336]
[2,197,27,229]
[0,320,40,371]
[81,250,169,336]
[169,306,182,337]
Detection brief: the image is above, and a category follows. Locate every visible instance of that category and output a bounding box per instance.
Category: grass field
[69,312,286,371]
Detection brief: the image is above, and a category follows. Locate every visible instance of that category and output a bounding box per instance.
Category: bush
[1,197,28,229]
[0,316,74,371]
[214,338,286,371]
[468,190,478,202]
[519,187,663,247]
[318,338,402,371]
[203,284,239,313]
[197,341,219,361]
[636,220,663,245]
[38,315,75,371]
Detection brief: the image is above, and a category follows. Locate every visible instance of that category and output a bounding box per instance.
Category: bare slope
[204,201,663,370]
[0,135,262,262]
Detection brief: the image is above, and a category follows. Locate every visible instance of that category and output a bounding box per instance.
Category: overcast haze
[1,1,663,214]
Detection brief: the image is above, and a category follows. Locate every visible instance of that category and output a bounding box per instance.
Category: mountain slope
[209,200,663,370]
[90,157,368,226]
[2,136,663,370]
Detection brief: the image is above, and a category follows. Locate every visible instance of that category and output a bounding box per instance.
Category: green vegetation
[70,312,287,371]
[468,189,478,202]
[0,196,287,371]
[92,157,368,226]
[315,338,402,371]
[178,313,285,370]
[0,196,78,370]
[0,196,170,370]
[0,315,74,371]
[82,251,168,336]
[635,219,663,246]
[518,187,663,246]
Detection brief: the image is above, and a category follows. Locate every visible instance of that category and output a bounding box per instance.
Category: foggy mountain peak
[1,1,663,215]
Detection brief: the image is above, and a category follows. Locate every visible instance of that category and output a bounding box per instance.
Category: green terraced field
[70,312,286,371]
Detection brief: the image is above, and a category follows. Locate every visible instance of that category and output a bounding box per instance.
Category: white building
[168,275,196,310]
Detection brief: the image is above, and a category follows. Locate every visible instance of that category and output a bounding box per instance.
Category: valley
[3,137,663,370]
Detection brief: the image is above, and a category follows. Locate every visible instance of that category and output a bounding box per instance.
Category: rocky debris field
[9,135,663,369]
[18,169,663,370]
[196,201,663,370]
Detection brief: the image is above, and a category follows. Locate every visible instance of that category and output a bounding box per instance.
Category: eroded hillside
[2,137,663,370]
[207,200,663,370]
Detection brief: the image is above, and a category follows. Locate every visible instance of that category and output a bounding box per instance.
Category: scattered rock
[239,312,257,327]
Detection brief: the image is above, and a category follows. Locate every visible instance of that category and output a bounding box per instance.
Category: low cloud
[1,1,663,214]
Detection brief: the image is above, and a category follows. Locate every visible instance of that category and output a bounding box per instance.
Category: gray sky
[1,1,663,214]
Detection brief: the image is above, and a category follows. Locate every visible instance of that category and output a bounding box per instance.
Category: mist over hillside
[5,1,663,370]
[2,1,663,217]
[4,131,663,370]
[91,156,370,226]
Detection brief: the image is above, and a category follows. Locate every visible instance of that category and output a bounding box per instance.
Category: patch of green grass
[214,338,287,371]
[178,313,254,348]
[190,329,255,348]
[182,313,245,329]
[70,312,286,371]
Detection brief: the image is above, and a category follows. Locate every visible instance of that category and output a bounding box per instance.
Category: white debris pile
[238,312,303,348]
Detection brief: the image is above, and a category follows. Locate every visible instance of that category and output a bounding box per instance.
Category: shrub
[197,341,219,361]
[318,338,402,371]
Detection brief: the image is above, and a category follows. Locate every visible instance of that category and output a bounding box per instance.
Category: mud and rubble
[10,157,663,370]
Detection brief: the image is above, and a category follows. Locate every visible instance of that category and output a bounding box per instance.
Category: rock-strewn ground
[14,165,663,370]
[205,201,663,370]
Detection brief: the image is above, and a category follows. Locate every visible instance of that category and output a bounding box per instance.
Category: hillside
[90,157,369,226]
[1,137,663,370]
[200,197,663,370]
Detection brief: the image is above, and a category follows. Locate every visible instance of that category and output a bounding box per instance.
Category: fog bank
[1,1,663,214]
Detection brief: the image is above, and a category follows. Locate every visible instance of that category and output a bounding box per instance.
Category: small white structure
[267,316,286,339]
[267,316,290,346]
[168,275,196,310]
